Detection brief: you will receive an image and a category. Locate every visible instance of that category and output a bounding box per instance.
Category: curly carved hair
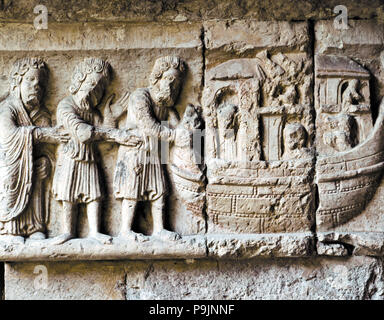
[149,56,186,86]
[69,57,111,94]
[9,57,48,91]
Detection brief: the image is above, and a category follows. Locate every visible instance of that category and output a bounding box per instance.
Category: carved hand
[103,92,130,127]
[115,130,142,147]
[54,127,71,143]
[36,127,71,144]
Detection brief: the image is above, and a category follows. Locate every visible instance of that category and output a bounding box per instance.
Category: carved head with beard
[69,58,111,110]
[149,56,186,108]
[9,57,48,111]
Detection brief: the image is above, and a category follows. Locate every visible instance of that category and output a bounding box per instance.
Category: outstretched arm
[103,92,130,127]
[33,126,70,144]
[92,126,142,147]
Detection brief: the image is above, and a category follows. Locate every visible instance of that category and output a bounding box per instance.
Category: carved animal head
[181,104,203,130]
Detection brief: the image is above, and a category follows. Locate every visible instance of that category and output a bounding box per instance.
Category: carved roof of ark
[316,54,370,79]
[207,58,265,81]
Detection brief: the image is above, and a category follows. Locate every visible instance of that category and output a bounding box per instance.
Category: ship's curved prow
[316,98,384,230]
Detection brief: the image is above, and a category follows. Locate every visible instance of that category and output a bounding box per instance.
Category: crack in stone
[363,263,379,300]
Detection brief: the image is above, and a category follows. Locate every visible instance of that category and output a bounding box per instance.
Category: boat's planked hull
[316,98,384,230]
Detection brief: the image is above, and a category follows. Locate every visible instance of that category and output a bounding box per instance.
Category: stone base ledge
[0,233,315,262]
[3,232,384,261]
[317,232,384,257]
[0,236,207,262]
[206,233,315,259]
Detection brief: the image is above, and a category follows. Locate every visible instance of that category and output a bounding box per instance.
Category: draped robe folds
[113,88,174,201]
[52,96,102,204]
[0,95,50,236]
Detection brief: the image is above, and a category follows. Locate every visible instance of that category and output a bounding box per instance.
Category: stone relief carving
[315,55,372,156]
[0,58,67,243]
[111,56,191,241]
[0,50,383,254]
[315,54,384,231]
[281,122,311,160]
[168,103,206,234]
[203,52,315,234]
[51,58,142,244]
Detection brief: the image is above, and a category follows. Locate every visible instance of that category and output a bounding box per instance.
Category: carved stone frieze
[0,20,384,262]
[203,22,315,234]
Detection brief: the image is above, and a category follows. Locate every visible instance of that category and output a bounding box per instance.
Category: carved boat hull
[316,98,384,230]
[206,158,316,233]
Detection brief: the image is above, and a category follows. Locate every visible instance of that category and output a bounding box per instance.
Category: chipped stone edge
[0,232,315,261]
[2,231,384,261]
[206,232,315,259]
[317,232,384,257]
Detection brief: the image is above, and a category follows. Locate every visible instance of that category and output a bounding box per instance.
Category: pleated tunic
[113,88,174,201]
[53,96,101,204]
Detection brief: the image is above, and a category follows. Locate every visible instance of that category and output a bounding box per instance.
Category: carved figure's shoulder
[129,88,151,104]
[0,98,15,118]
[57,96,76,112]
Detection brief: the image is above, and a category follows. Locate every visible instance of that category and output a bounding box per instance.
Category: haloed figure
[112,56,190,241]
[52,58,141,244]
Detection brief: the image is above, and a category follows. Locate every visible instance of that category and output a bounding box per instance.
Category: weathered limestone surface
[0,233,315,261]
[0,0,383,23]
[206,233,314,259]
[203,20,315,234]
[1,0,384,301]
[5,256,384,300]
[314,20,384,256]
[0,22,204,240]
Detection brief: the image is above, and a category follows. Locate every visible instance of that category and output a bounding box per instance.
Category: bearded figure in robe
[110,56,191,241]
[0,57,68,242]
[52,57,141,244]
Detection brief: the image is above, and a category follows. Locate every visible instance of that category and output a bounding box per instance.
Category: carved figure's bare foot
[0,235,25,244]
[117,230,149,242]
[49,233,74,245]
[89,232,112,244]
[28,232,46,240]
[153,229,181,241]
